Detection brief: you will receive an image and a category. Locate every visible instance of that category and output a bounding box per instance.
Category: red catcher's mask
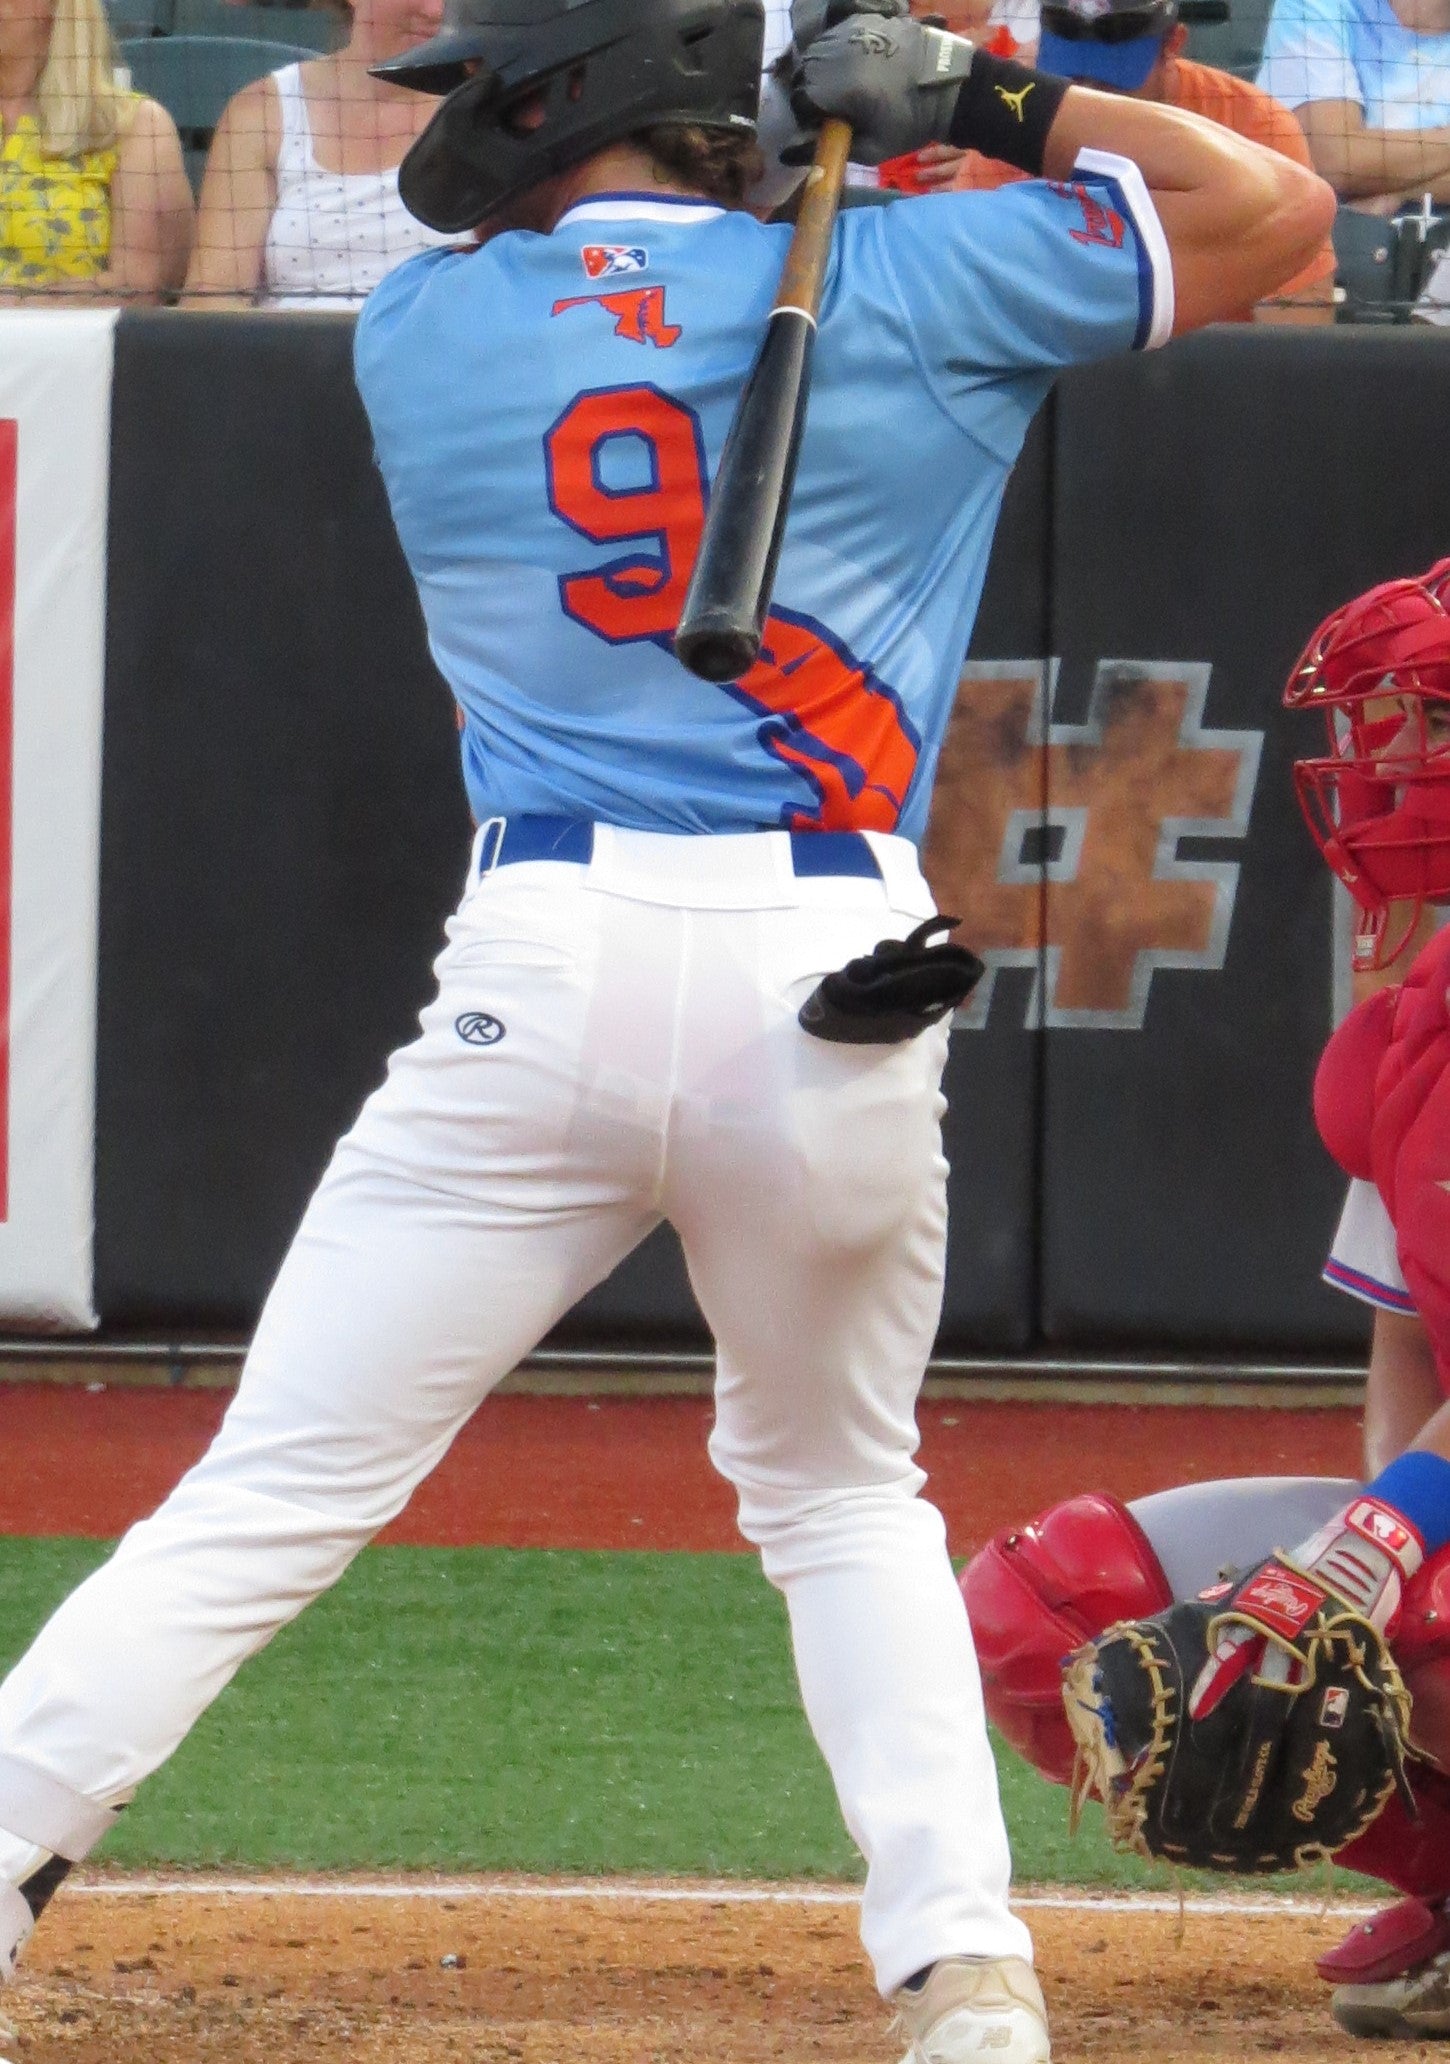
[1286,577,1450,970]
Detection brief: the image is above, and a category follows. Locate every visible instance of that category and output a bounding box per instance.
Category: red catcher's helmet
[1285,577,1450,969]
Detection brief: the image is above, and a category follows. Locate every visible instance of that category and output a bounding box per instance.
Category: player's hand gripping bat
[672,116,852,686]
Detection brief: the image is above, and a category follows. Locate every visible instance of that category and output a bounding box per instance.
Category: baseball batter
[964,567,1450,2043]
[0,3,1330,2057]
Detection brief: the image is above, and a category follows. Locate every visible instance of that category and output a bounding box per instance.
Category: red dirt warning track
[0,1384,1358,1554]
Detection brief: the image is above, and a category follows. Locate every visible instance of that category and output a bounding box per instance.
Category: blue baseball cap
[1036,0,1175,89]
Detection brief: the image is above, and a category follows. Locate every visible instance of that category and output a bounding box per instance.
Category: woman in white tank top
[183,0,455,307]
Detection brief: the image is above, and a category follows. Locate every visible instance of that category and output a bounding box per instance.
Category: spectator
[0,0,192,302]
[953,0,1338,319]
[182,0,454,307]
[1258,0,1450,215]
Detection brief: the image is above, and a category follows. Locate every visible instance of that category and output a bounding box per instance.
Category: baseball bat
[673,116,853,685]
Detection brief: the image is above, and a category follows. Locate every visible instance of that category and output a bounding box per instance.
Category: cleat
[0,1854,72,1983]
[892,1956,1050,2063]
[1318,1895,1450,1987]
[1332,1950,1450,2038]
[1320,1896,1450,2038]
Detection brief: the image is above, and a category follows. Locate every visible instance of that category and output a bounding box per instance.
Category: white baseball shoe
[1330,1952,1450,2038]
[0,1855,71,1981]
[891,1955,1051,2063]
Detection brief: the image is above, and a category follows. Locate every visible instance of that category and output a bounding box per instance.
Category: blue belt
[479,814,883,881]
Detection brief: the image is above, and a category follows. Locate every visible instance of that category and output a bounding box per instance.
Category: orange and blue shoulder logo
[1048,180,1127,251]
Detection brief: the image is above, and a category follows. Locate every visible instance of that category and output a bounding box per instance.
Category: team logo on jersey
[455,1011,505,1047]
[1049,180,1127,250]
[551,287,681,348]
[581,244,648,279]
[924,661,1263,1029]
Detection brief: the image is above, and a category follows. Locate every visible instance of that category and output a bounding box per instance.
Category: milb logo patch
[581,244,648,279]
[922,660,1262,1030]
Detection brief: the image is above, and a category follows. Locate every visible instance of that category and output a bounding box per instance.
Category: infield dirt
[0,1883,1418,2063]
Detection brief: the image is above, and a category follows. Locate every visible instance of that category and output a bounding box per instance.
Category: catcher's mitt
[1061,1564,1415,1874]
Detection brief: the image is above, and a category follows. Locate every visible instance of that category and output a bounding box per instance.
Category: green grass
[0,1539,1285,1890]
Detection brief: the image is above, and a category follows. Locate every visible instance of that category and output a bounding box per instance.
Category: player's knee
[730,1475,940,1579]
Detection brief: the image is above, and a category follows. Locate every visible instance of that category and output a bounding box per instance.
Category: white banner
[0,312,116,1328]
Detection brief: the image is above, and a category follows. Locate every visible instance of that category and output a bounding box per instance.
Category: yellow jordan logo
[995,80,1035,121]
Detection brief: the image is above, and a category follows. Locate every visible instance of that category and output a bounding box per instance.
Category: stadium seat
[106,0,175,38]
[170,0,347,52]
[120,34,317,191]
[1332,205,1415,322]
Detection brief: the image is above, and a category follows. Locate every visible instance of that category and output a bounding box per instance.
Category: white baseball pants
[0,825,1030,1993]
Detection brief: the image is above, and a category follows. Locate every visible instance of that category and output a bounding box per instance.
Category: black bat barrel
[673,311,817,684]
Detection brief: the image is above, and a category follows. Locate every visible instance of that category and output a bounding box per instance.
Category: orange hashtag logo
[922,661,1262,1027]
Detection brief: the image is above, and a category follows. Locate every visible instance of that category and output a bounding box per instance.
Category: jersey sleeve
[869,150,1172,446]
[1257,0,1363,112]
[1323,1177,1416,1313]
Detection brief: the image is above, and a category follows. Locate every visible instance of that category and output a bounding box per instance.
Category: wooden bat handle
[672,119,853,685]
[776,117,853,316]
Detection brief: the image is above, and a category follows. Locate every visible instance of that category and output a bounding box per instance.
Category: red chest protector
[1314,927,1450,1385]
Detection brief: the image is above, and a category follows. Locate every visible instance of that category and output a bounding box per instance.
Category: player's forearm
[1364,1307,1446,1476]
[1298,102,1450,200]
[1043,82,1324,220]
[1042,84,1336,329]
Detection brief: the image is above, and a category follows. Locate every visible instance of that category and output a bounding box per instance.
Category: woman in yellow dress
[0,0,193,300]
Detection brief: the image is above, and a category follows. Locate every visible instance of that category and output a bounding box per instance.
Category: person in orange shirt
[951,0,1338,319]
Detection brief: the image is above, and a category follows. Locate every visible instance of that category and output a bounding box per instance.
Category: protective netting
[0,0,1446,317]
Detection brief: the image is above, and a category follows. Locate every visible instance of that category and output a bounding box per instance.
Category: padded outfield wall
[78,316,1450,1354]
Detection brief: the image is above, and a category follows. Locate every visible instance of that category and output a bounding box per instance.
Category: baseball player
[964,565,1450,2041]
[0,3,1329,2058]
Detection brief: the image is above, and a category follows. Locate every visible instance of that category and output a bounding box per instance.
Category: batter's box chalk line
[63,1876,1380,1918]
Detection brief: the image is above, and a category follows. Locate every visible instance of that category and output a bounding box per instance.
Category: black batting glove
[784,13,976,166]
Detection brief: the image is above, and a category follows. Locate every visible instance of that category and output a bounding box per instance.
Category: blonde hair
[34,0,134,157]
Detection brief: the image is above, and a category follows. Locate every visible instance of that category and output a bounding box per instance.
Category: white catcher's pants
[0,826,1030,1993]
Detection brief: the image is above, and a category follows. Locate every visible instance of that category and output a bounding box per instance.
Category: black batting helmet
[377,0,765,234]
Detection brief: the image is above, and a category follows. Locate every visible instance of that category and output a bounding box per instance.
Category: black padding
[1042,328,1450,1353]
[98,313,472,1327]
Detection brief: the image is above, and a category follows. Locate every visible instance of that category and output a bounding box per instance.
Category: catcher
[962,558,1450,2042]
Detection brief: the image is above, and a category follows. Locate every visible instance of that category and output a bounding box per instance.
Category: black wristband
[947,52,1069,175]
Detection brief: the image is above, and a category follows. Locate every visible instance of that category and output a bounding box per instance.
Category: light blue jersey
[1259,0,1450,128]
[355,158,1171,843]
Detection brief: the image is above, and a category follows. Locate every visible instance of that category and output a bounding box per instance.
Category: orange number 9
[544,385,708,646]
